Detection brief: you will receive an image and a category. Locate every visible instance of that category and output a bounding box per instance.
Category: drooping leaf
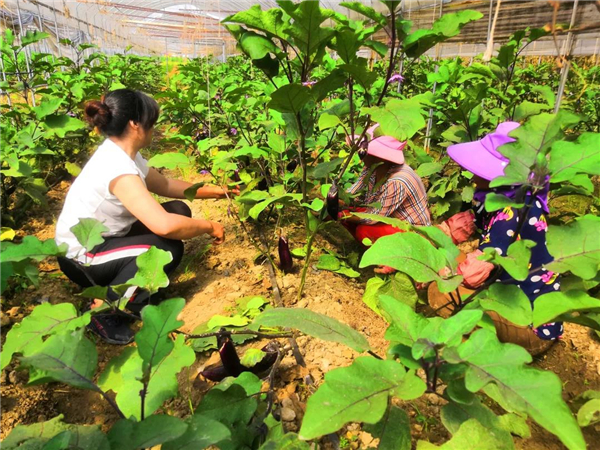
[107,415,188,450]
[577,399,600,427]
[224,5,288,39]
[183,182,204,201]
[450,329,585,450]
[19,329,98,391]
[1,235,67,263]
[70,218,109,251]
[300,357,426,439]
[254,308,370,352]
[33,97,63,119]
[360,232,462,293]
[239,31,279,60]
[279,1,335,58]
[126,246,173,294]
[147,152,192,170]
[477,284,533,326]
[545,215,600,279]
[1,227,16,241]
[363,403,411,450]
[380,295,429,346]
[240,348,266,368]
[532,290,600,327]
[2,415,109,450]
[1,303,90,370]
[339,2,387,26]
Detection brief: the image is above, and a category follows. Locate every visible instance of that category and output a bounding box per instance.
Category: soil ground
[1,175,599,450]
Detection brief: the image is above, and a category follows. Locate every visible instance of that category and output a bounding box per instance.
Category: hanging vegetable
[232,169,241,183]
[286,159,298,172]
[200,332,279,382]
[278,233,294,273]
[326,182,339,220]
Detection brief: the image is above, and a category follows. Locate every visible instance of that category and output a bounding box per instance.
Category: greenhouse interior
[1,1,600,449]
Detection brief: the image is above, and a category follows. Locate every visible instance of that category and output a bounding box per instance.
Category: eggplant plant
[221,1,483,297]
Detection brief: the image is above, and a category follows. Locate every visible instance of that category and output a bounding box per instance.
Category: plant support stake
[554,0,579,112]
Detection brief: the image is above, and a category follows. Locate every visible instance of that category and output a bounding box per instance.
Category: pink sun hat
[346,124,406,165]
[447,121,520,181]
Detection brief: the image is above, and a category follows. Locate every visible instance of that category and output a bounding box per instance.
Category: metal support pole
[424,1,443,152]
[16,0,36,106]
[397,0,405,94]
[52,8,62,57]
[554,0,579,113]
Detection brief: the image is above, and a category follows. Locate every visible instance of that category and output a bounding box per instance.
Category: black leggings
[58,200,191,313]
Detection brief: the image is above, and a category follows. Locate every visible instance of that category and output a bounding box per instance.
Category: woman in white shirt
[55,89,237,344]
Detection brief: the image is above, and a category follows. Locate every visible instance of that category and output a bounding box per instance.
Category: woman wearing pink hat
[443,121,563,348]
[340,124,431,273]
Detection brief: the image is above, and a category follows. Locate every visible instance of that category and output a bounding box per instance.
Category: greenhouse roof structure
[1,0,599,60]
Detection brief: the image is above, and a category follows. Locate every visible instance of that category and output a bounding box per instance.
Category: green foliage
[254,307,371,352]
[300,357,426,439]
[71,218,109,252]
[363,272,418,315]
[126,246,173,294]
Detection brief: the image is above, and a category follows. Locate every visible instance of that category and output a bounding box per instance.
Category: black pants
[58,200,191,313]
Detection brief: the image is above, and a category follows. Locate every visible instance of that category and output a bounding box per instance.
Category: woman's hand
[209,221,225,244]
[214,186,240,199]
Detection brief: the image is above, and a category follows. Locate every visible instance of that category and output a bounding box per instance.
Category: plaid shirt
[347,164,431,226]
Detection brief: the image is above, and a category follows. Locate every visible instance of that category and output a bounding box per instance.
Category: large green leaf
[19,329,98,391]
[43,114,86,138]
[254,307,370,352]
[363,403,411,450]
[477,284,532,327]
[481,240,536,281]
[450,329,585,450]
[98,334,194,419]
[299,357,426,439]
[490,111,581,188]
[224,5,288,39]
[136,298,185,372]
[532,290,600,327]
[147,152,192,170]
[417,418,507,450]
[107,415,188,450]
[2,415,109,450]
[380,295,429,346]
[360,232,462,293]
[550,132,600,182]
[545,215,600,279]
[279,1,335,58]
[404,11,483,59]
[1,303,90,370]
[339,2,387,26]
[363,98,427,142]
[268,84,313,114]
[161,415,231,450]
[239,31,279,60]
[340,61,378,90]
[33,97,63,119]
[70,218,109,252]
[363,272,418,315]
[1,235,67,263]
[259,433,310,450]
[483,193,524,212]
[126,246,173,294]
[194,372,262,450]
[440,398,515,449]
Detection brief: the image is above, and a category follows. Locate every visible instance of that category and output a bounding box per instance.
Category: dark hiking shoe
[87,311,135,345]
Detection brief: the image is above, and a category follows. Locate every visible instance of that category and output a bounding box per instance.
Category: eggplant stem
[175,329,293,340]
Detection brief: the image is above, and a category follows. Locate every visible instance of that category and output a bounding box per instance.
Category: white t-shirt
[55,138,150,261]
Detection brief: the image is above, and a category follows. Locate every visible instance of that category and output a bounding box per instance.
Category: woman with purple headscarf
[441,122,563,347]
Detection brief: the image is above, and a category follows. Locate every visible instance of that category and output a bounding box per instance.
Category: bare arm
[145,168,238,199]
[110,174,225,243]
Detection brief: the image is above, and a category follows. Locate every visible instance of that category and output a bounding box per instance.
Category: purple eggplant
[232,169,241,183]
[200,339,279,382]
[286,159,298,172]
[358,148,367,160]
[327,183,339,220]
[217,335,245,377]
[278,234,293,273]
